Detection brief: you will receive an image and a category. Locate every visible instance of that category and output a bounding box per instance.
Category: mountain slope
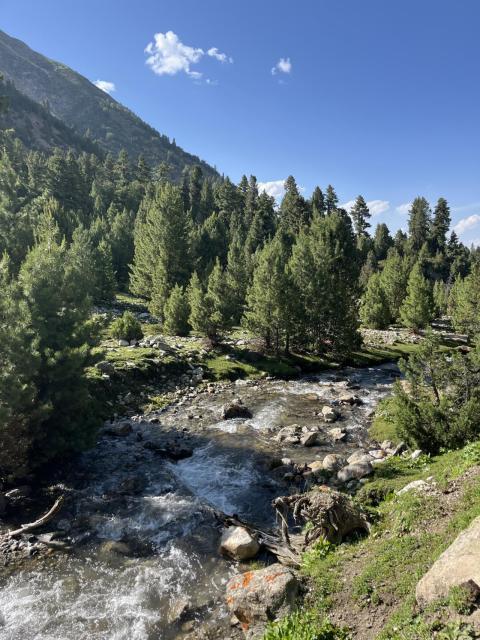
[0,78,100,154]
[0,29,217,178]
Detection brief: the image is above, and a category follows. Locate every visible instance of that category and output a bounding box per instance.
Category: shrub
[110,311,143,342]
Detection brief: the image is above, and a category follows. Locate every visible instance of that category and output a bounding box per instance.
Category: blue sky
[2,0,480,243]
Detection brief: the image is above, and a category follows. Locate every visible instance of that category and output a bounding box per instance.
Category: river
[0,363,399,640]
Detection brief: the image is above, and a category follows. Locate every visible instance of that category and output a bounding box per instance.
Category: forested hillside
[1,86,479,481]
[0,29,218,179]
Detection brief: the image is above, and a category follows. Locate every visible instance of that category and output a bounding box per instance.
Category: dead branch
[5,496,64,538]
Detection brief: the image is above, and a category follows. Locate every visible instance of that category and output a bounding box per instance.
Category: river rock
[100,540,132,556]
[226,564,299,638]
[321,406,337,423]
[328,428,346,442]
[397,479,430,496]
[95,360,115,375]
[104,422,132,437]
[337,461,373,483]
[117,339,129,347]
[347,451,373,465]
[307,461,324,476]
[322,454,346,472]
[222,401,253,420]
[416,515,480,605]
[275,425,301,442]
[338,393,363,406]
[300,432,320,447]
[220,527,260,561]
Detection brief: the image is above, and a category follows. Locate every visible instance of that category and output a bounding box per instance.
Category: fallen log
[5,496,64,538]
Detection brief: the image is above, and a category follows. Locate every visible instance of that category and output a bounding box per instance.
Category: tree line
[1,109,480,477]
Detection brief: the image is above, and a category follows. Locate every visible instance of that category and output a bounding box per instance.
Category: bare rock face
[226,564,299,638]
[222,400,253,420]
[220,527,260,561]
[416,516,480,605]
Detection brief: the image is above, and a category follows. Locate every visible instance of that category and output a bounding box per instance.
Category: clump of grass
[263,610,350,640]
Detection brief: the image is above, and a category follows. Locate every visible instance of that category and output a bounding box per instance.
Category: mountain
[0,29,218,179]
[0,78,100,154]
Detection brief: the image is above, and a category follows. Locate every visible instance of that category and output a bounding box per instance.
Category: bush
[110,311,143,342]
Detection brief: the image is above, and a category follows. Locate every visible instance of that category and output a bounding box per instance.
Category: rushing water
[0,363,399,640]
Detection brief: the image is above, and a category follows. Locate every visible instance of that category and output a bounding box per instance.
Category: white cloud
[258,179,286,200]
[271,57,292,75]
[454,214,480,236]
[207,47,233,64]
[94,80,116,94]
[145,31,232,81]
[341,199,390,216]
[396,202,412,215]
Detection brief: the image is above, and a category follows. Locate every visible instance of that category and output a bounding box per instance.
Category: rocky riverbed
[0,363,400,640]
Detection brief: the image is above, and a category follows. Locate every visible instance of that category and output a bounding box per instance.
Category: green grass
[263,611,350,640]
[296,440,480,639]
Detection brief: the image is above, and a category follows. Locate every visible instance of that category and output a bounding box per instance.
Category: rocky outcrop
[416,516,480,605]
[220,527,260,561]
[226,564,300,638]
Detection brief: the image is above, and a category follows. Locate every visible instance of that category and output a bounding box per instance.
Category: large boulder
[222,400,253,420]
[337,461,373,483]
[416,516,480,605]
[220,527,260,561]
[226,564,299,638]
[322,454,346,472]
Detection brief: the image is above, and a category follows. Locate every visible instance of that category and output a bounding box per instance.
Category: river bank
[0,361,401,639]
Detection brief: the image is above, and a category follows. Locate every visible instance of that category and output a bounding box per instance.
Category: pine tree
[244,235,294,353]
[206,258,232,336]
[188,271,213,337]
[131,183,190,317]
[430,197,451,252]
[380,250,410,321]
[0,223,99,477]
[279,176,308,239]
[325,184,338,214]
[408,197,431,252]
[225,237,248,324]
[450,264,480,337]
[93,239,116,302]
[400,262,434,331]
[373,223,393,261]
[311,186,325,217]
[350,195,371,236]
[163,284,190,336]
[359,272,391,329]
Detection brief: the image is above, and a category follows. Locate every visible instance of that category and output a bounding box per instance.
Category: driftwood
[213,510,302,567]
[274,486,370,547]
[213,487,369,568]
[4,496,64,538]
